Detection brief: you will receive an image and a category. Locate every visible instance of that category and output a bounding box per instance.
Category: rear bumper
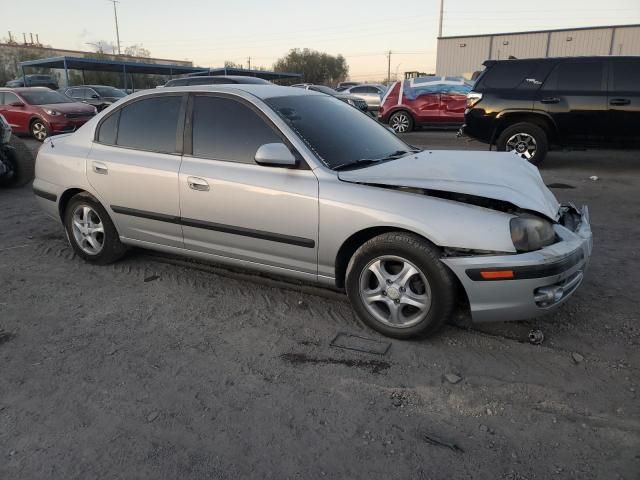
[47,117,93,134]
[461,108,495,143]
[442,206,593,323]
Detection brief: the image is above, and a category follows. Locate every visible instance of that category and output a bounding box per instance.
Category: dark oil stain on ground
[0,330,15,345]
[280,352,390,374]
[546,183,576,189]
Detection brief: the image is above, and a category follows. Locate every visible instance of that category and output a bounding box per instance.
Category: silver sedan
[33,85,592,338]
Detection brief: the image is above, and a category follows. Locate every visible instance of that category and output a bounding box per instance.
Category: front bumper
[441,205,593,323]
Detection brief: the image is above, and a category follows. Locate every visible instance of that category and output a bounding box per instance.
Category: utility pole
[438,0,444,37]
[387,50,392,84]
[108,0,122,55]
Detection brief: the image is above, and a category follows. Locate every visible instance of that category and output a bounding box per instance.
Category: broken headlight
[510,215,555,252]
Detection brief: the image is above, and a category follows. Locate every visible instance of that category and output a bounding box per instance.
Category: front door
[87,94,186,247]
[534,59,608,146]
[179,94,319,278]
[0,92,30,133]
[607,58,640,146]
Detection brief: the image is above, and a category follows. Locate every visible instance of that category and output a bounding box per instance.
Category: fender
[490,109,558,144]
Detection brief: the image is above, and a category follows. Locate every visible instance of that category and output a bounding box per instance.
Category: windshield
[93,86,126,98]
[309,85,338,95]
[20,90,73,105]
[266,95,410,169]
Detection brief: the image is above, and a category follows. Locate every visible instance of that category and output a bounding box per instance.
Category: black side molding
[466,250,584,281]
[110,205,315,249]
[33,187,57,202]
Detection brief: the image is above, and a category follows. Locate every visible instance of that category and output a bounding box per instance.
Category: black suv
[462,56,640,164]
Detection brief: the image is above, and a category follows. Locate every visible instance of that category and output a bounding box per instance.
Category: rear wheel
[496,122,548,166]
[389,111,414,133]
[30,119,49,142]
[345,232,456,339]
[0,136,35,188]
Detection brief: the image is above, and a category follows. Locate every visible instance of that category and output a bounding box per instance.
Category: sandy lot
[0,133,638,479]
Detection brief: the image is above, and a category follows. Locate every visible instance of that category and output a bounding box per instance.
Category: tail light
[466,91,483,108]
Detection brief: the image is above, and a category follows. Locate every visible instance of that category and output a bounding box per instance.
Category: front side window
[612,61,640,93]
[2,92,20,105]
[266,95,409,169]
[112,95,182,153]
[191,96,281,164]
[19,90,71,105]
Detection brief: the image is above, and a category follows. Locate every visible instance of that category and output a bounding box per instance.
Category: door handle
[540,97,560,104]
[609,98,631,106]
[187,176,210,192]
[92,161,108,175]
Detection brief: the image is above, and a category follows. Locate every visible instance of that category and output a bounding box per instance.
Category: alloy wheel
[31,121,48,141]
[71,205,105,255]
[506,133,537,160]
[358,255,432,328]
[390,113,410,133]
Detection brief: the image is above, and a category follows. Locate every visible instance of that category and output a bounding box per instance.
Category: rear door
[179,94,319,277]
[607,58,640,146]
[87,94,186,247]
[534,59,607,145]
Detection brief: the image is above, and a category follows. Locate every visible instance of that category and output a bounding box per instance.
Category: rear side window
[612,61,640,93]
[480,62,535,89]
[2,92,20,105]
[113,96,182,153]
[191,96,281,164]
[97,110,119,145]
[545,61,604,92]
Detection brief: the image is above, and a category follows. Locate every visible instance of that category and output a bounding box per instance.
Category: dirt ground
[1,133,638,479]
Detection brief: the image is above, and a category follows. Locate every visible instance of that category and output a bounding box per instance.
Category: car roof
[0,87,53,93]
[132,84,324,100]
[484,55,640,66]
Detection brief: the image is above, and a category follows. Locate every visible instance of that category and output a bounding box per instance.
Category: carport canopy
[19,56,209,89]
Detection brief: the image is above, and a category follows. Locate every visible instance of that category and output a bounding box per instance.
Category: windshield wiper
[333,150,412,171]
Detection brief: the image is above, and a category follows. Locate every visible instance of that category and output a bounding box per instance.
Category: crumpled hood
[338,150,560,220]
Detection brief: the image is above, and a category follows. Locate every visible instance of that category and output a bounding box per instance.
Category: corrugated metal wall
[436,25,640,76]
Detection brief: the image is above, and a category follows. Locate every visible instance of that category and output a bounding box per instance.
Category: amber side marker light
[480,270,514,280]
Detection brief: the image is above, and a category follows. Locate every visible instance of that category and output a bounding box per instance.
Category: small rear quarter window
[480,61,536,89]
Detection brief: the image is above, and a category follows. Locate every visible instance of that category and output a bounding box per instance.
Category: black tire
[496,122,548,166]
[30,118,49,142]
[63,193,127,265]
[345,232,457,339]
[3,136,35,187]
[389,110,414,133]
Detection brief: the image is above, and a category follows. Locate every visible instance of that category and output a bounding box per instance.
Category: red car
[0,87,97,141]
[378,76,473,133]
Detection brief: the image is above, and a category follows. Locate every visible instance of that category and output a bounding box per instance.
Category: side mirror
[91,94,99,99]
[9,101,25,107]
[254,143,297,167]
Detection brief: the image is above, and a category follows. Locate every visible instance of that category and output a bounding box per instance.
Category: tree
[273,49,348,85]
[124,44,151,58]
[224,60,243,69]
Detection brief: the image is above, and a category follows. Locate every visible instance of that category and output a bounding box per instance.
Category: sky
[4,0,640,81]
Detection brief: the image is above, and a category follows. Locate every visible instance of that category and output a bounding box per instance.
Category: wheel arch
[58,188,95,221]
[334,226,439,289]
[493,111,557,144]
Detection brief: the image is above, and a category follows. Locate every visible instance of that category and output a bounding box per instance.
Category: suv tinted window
[192,96,281,164]
[551,61,603,91]
[165,78,188,87]
[116,95,182,153]
[612,61,640,93]
[481,61,535,89]
[1,92,20,105]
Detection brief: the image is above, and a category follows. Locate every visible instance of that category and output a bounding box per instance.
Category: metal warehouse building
[436,24,640,77]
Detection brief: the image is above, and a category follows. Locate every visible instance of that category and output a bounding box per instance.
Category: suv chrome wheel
[389,112,411,133]
[358,255,432,328]
[71,205,105,255]
[506,133,537,160]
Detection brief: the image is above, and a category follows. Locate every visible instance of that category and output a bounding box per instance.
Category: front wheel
[345,232,457,339]
[389,111,414,133]
[64,193,127,265]
[496,122,548,166]
[30,119,49,142]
